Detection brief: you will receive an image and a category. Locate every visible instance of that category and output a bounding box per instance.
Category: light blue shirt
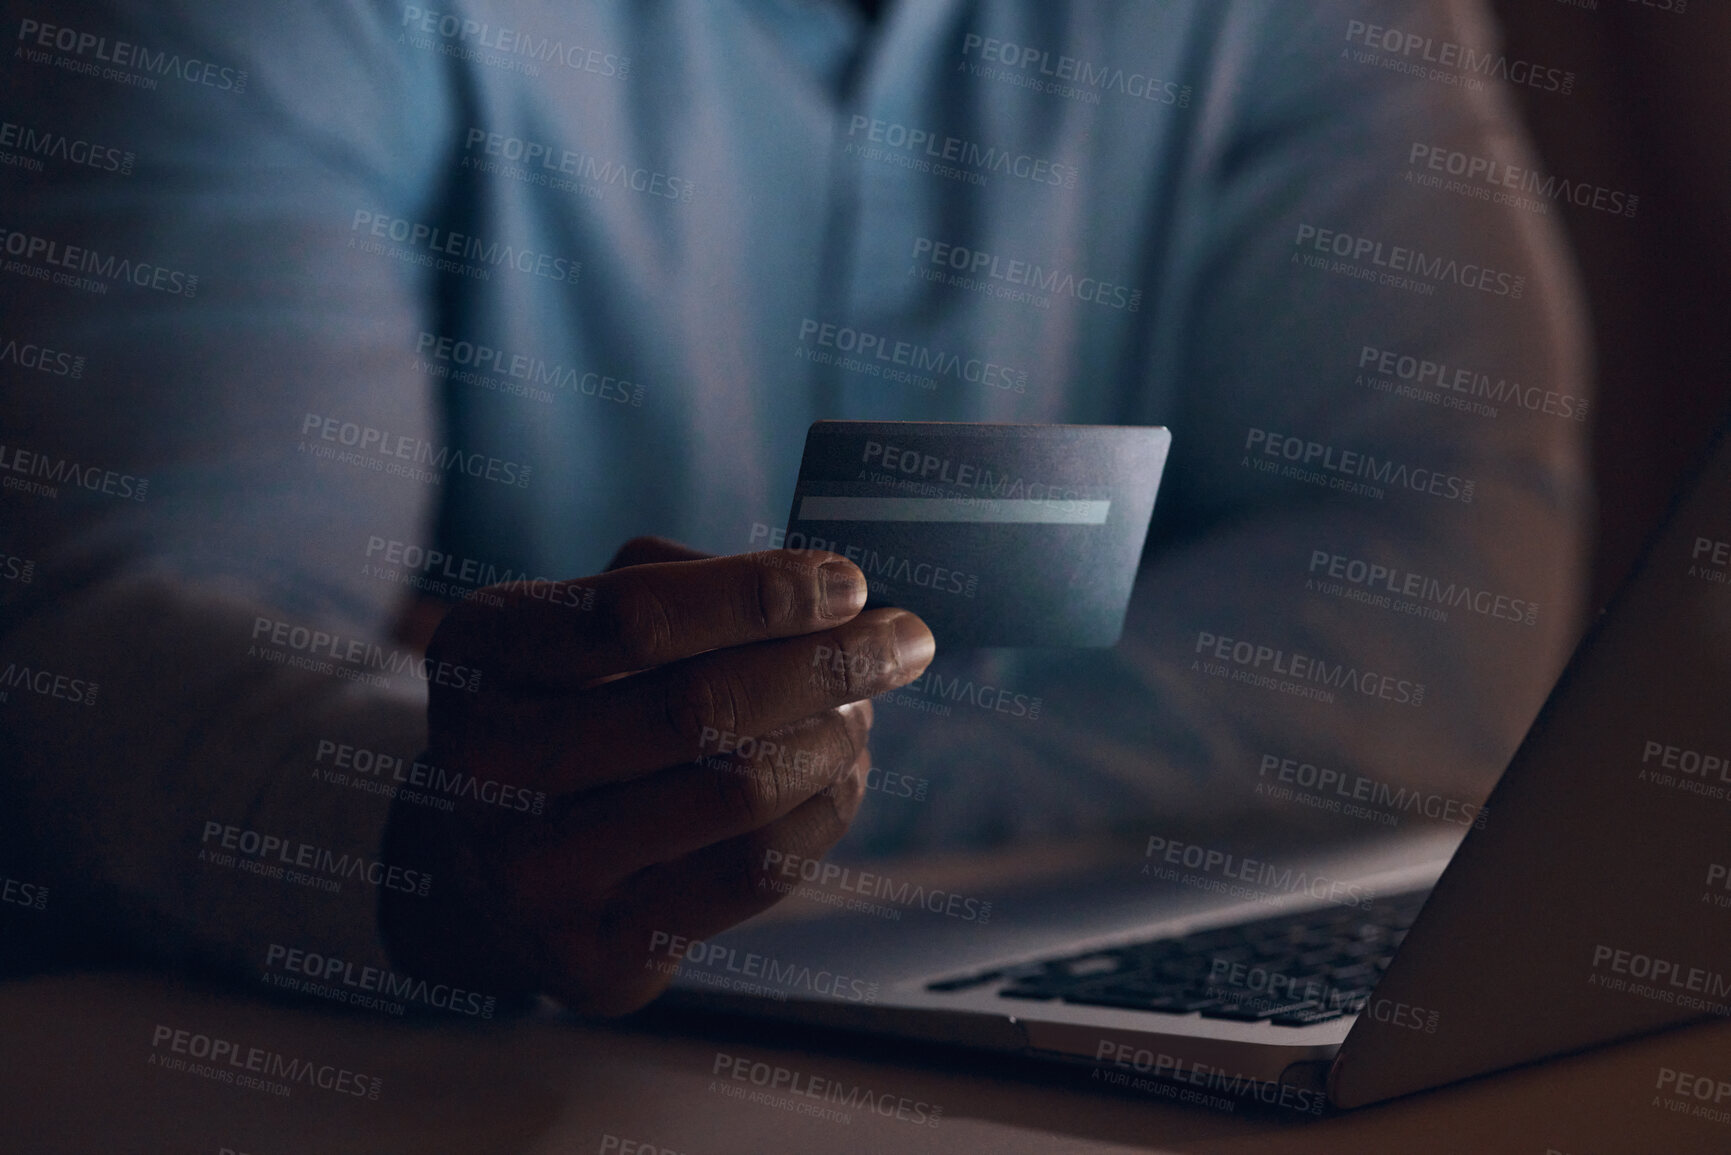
[0,0,1591,975]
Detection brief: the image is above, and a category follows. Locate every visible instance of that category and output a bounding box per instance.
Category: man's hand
[379,537,934,1014]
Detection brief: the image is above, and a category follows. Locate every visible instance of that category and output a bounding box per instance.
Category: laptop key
[998,986,1064,1001]
[925,971,1001,992]
[1150,991,1228,1012]
[1270,1007,1348,1026]
[926,889,1435,1027]
[1059,989,1189,1012]
[1205,945,1257,965]
[1251,939,1299,959]
[1062,984,1223,1012]
[1177,928,1250,953]
[1000,977,1113,999]
[1200,1000,1320,1022]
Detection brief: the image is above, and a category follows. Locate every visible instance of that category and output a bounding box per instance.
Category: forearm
[1,572,427,980]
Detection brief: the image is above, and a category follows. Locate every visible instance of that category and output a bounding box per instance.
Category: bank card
[780,421,1170,647]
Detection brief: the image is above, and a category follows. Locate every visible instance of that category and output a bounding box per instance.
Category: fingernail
[890,611,936,677]
[820,559,866,619]
[838,698,874,727]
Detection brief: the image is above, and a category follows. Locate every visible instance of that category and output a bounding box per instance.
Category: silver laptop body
[663,419,1731,1110]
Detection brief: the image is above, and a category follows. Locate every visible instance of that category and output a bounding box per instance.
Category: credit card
[782,421,1170,647]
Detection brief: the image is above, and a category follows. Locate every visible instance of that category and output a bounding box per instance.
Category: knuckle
[818,709,864,776]
[662,665,742,749]
[604,579,676,670]
[713,760,780,830]
[879,616,923,685]
[806,629,873,700]
[744,561,800,633]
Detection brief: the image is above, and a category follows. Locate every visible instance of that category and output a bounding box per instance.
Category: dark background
[1491,0,1731,612]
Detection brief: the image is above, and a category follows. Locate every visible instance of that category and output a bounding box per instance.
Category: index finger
[430,550,867,689]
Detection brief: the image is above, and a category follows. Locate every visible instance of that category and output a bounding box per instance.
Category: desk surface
[2,968,1728,1155]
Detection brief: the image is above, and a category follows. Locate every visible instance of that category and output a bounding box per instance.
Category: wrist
[377,775,541,1004]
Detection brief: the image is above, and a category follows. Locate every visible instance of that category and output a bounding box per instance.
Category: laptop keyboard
[925,888,1428,1027]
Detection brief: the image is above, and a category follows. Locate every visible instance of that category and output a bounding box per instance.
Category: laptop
[659,416,1731,1111]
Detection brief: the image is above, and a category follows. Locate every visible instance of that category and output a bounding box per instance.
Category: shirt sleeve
[0,0,454,980]
[846,0,1594,853]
